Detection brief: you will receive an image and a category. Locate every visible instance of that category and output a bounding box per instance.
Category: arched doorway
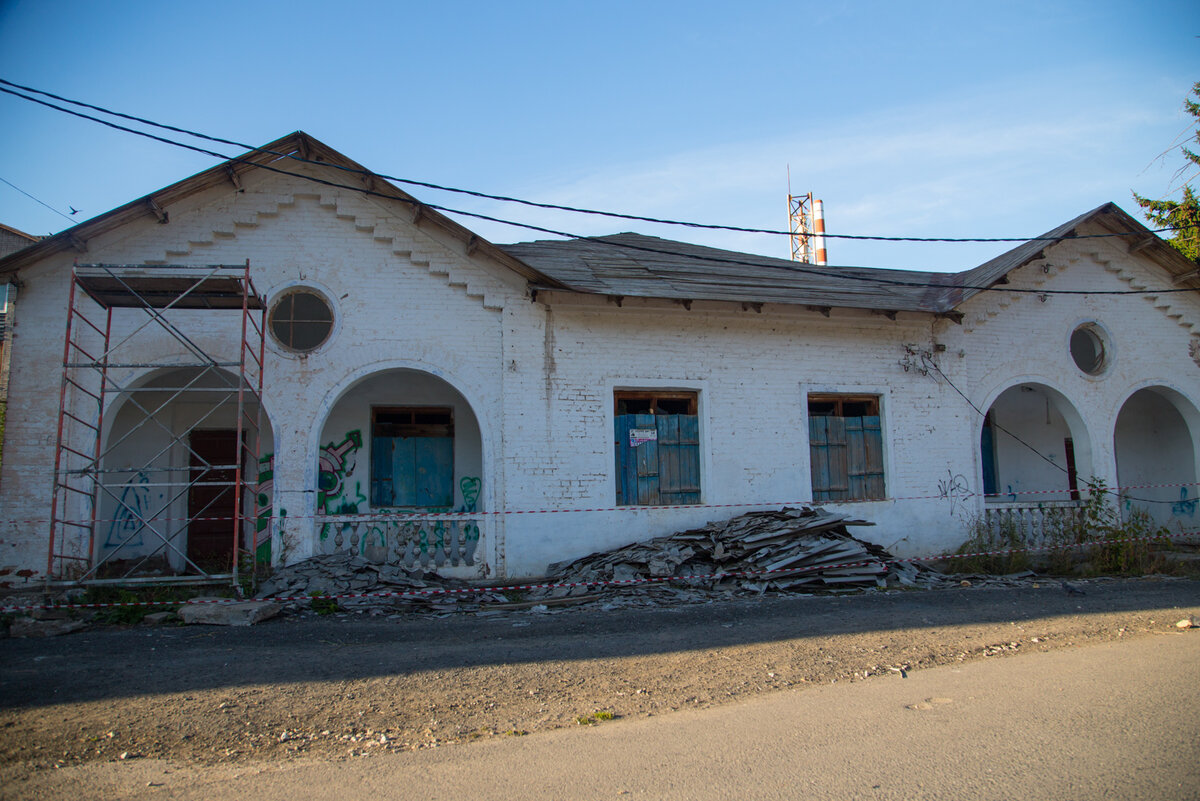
[981,383,1091,502]
[315,368,485,575]
[979,383,1092,543]
[97,366,274,577]
[1114,387,1199,529]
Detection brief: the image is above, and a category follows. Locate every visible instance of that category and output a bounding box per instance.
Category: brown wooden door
[187,429,239,573]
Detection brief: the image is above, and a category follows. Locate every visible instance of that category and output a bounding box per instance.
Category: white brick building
[1,132,1197,585]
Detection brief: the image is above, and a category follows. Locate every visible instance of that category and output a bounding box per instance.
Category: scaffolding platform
[48,263,267,586]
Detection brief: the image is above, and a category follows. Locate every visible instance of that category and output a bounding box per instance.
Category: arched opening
[979,383,1092,544]
[315,368,485,573]
[1114,387,1199,528]
[981,383,1091,503]
[98,367,274,576]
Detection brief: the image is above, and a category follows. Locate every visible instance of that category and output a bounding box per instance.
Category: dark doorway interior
[187,429,239,573]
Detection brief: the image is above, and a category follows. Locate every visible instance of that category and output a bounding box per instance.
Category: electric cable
[0,175,76,223]
[2,76,1197,245]
[1,84,1197,298]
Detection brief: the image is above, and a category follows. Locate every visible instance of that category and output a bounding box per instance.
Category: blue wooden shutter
[373,436,453,508]
[615,413,700,505]
[846,415,884,500]
[810,415,883,502]
[810,416,848,501]
[657,414,701,504]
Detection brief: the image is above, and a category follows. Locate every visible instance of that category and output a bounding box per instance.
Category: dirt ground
[1,576,1198,793]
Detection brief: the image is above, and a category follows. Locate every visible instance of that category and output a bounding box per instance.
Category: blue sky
[1,0,1197,276]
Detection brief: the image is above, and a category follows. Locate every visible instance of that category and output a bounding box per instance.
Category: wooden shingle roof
[501,203,1200,313]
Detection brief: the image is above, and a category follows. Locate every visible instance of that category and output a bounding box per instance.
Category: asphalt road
[19,628,1199,801]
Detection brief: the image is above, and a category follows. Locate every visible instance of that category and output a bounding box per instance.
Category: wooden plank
[862,415,885,499]
[826,416,849,501]
[370,436,393,506]
[615,414,640,505]
[413,437,453,507]
[391,437,416,506]
[809,417,832,502]
[657,414,680,500]
[846,416,867,500]
[677,414,701,503]
[634,413,660,505]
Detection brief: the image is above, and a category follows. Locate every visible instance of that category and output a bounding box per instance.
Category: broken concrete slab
[9,616,88,638]
[178,598,282,627]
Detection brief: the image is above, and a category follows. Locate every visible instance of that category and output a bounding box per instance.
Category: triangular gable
[954,202,1200,302]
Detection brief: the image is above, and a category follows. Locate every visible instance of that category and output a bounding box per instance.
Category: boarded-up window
[370,407,454,507]
[614,391,700,506]
[808,394,884,502]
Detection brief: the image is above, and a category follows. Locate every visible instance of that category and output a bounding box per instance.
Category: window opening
[370,406,454,508]
[269,288,333,352]
[1069,324,1108,375]
[808,393,885,502]
[614,391,700,505]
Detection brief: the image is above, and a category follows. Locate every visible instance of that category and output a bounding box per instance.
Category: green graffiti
[316,431,365,546]
[255,453,274,535]
[460,476,481,512]
[317,430,363,513]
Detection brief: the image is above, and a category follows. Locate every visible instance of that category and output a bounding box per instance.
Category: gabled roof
[0,132,568,289]
[501,234,961,313]
[502,203,1200,313]
[2,133,1192,314]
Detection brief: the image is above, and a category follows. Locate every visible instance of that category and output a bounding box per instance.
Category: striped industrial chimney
[813,199,827,266]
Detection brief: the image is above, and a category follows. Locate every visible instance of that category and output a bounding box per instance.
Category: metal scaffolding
[48,263,266,586]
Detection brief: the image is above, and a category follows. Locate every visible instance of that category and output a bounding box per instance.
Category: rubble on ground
[253,552,514,614]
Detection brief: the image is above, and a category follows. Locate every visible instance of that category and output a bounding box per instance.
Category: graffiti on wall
[253,453,275,563]
[1171,487,1197,518]
[459,475,482,548]
[936,470,972,517]
[104,471,154,549]
[318,430,365,547]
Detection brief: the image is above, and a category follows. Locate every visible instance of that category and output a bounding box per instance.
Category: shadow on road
[2,577,1197,710]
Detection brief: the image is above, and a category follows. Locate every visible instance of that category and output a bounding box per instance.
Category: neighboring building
[0,132,1197,585]
[0,224,38,437]
[0,223,38,260]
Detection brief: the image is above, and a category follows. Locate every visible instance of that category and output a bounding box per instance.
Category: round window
[1069,323,1108,375]
[269,289,333,353]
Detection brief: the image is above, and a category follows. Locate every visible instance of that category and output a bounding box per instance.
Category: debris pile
[253,507,946,616]
[535,506,945,597]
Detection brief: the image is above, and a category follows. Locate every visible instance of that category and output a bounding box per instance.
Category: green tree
[1134,81,1200,262]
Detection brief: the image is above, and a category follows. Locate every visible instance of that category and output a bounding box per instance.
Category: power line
[1,83,1197,298]
[2,76,1196,245]
[0,175,76,223]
